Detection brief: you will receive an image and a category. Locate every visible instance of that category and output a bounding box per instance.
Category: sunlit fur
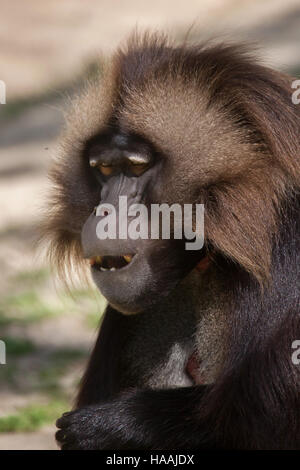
[43,32,300,286]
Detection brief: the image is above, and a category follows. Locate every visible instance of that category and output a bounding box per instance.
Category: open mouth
[90,255,135,272]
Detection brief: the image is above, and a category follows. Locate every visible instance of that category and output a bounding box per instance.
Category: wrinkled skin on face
[81,129,206,314]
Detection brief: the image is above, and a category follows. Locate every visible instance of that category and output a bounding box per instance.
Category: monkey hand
[55,398,145,450]
[55,388,208,450]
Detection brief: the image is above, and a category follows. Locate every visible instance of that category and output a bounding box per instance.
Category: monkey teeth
[100,267,116,272]
[90,254,134,271]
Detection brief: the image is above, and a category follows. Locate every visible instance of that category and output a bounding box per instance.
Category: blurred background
[0,0,299,450]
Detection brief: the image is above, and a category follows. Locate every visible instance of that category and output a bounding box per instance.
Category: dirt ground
[2,0,300,99]
[0,0,299,450]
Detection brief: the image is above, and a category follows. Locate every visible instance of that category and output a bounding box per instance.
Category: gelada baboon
[43,33,300,449]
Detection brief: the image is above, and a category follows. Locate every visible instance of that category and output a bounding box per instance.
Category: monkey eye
[89,158,115,176]
[129,162,148,176]
[127,154,150,176]
[98,162,115,176]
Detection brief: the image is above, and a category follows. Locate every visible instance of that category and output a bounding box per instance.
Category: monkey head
[43,33,300,314]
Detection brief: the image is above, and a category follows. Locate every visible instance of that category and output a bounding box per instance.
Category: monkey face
[80,129,205,314]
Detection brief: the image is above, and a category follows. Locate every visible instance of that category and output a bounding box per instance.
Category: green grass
[0,264,106,327]
[13,268,50,285]
[0,344,87,391]
[0,364,15,385]
[60,286,106,329]
[0,290,63,326]
[38,348,87,393]
[85,310,103,329]
[2,337,36,356]
[0,400,67,433]
[0,266,65,325]
[290,66,300,78]
[0,266,105,428]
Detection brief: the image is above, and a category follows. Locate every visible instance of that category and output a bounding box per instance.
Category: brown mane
[42,32,300,285]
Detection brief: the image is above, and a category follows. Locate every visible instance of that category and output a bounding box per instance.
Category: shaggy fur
[44,33,300,449]
[44,33,300,285]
